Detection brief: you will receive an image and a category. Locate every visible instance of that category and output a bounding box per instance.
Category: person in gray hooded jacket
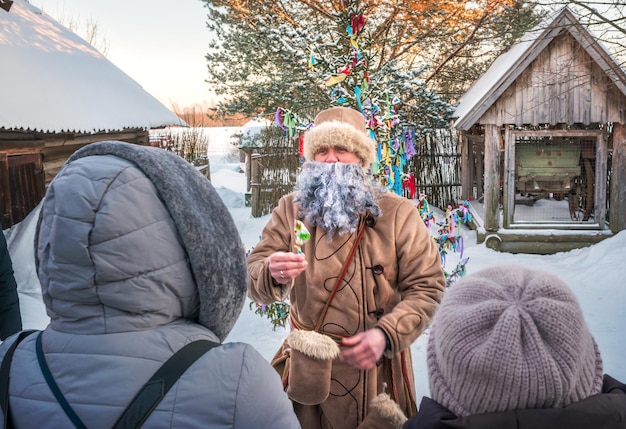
[0,141,301,429]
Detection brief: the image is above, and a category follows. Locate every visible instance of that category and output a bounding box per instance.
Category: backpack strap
[0,330,38,429]
[112,339,220,429]
[36,331,88,429]
[35,332,220,429]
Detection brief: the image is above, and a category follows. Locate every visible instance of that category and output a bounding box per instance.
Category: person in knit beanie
[248,106,446,429]
[403,264,626,429]
[0,141,300,429]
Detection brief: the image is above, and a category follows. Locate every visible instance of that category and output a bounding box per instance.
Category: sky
[4,126,625,404]
[27,0,216,110]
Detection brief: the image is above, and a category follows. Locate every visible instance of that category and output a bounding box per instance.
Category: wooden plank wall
[481,32,626,127]
[0,129,149,227]
[40,129,149,184]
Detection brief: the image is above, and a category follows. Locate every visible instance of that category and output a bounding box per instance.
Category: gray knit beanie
[36,141,246,342]
[427,264,603,416]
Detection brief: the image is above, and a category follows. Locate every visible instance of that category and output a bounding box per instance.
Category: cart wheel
[568,159,594,221]
[568,182,583,221]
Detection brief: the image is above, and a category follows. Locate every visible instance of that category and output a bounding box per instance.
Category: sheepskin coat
[0,145,300,429]
[248,191,446,429]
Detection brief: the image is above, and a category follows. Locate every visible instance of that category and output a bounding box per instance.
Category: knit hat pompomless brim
[428,264,603,417]
[303,106,376,168]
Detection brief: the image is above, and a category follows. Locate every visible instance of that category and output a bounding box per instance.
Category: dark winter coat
[0,230,21,340]
[403,375,626,429]
[248,191,446,429]
[0,142,301,429]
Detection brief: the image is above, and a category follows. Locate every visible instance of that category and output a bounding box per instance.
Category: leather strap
[113,339,219,428]
[314,217,368,332]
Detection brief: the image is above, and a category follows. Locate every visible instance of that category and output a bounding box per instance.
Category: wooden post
[460,132,472,200]
[483,124,501,231]
[502,127,515,228]
[205,158,211,181]
[251,153,262,218]
[476,144,484,197]
[610,123,626,233]
[244,149,252,192]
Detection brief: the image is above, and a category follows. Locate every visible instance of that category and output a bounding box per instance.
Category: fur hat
[303,106,376,168]
[35,141,247,342]
[428,264,603,416]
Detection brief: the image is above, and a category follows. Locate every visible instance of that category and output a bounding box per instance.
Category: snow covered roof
[453,7,626,130]
[0,0,185,134]
[238,118,273,148]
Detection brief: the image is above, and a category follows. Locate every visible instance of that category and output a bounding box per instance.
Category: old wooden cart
[515,140,594,221]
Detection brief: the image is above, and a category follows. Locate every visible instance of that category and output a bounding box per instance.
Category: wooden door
[0,153,45,228]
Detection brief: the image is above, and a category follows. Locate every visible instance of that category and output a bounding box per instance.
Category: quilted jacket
[0,146,300,429]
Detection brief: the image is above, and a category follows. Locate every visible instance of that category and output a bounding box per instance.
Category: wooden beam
[43,131,144,148]
[610,123,626,232]
[460,132,471,200]
[483,124,501,231]
[484,229,612,254]
[502,127,515,228]
[511,129,602,138]
[0,141,45,152]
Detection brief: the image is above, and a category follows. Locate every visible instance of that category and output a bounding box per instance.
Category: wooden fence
[406,128,462,209]
[249,129,300,217]
[249,126,462,217]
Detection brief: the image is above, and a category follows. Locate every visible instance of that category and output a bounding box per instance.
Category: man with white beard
[248,106,446,429]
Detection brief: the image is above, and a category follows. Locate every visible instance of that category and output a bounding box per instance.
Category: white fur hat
[303,106,376,168]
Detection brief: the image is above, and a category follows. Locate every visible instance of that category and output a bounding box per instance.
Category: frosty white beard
[294,162,384,239]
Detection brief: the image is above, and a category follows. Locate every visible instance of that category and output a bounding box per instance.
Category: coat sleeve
[377,198,446,355]
[0,233,22,340]
[233,344,301,429]
[247,196,294,304]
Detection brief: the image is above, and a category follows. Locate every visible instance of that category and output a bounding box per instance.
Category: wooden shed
[453,7,626,254]
[0,1,185,228]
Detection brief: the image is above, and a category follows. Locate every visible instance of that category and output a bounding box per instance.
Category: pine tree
[202,0,542,116]
[277,0,453,193]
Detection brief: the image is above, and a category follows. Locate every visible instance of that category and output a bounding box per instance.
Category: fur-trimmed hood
[35,141,247,341]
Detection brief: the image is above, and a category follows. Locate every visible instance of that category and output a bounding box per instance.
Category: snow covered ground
[4,126,625,403]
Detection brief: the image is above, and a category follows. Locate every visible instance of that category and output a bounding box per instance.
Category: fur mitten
[357,393,408,429]
[286,329,340,405]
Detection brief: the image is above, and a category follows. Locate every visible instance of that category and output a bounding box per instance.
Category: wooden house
[0,1,185,228]
[453,7,626,254]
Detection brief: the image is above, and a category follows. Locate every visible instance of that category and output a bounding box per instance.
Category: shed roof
[453,7,626,130]
[0,0,185,134]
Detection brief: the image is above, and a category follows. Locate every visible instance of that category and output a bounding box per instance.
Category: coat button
[374,308,385,318]
[365,217,376,227]
[373,265,384,275]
